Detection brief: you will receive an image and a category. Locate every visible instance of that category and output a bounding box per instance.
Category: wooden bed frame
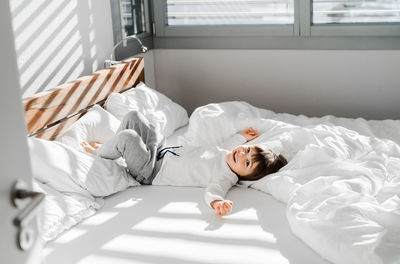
[23,57,144,140]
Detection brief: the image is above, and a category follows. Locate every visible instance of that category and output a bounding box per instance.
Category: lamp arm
[110,35,145,61]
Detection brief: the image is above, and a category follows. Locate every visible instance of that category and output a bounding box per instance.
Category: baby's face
[226,145,257,177]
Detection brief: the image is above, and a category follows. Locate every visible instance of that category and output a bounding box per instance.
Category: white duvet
[182,101,400,264]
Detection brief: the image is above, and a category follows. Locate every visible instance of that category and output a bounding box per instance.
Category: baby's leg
[118,110,163,148]
[95,130,153,180]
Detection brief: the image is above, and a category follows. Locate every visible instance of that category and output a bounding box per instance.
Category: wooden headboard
[23,57,144,140]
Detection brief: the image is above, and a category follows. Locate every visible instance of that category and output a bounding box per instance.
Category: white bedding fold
[29,137,139,243]
[33,180,102,242]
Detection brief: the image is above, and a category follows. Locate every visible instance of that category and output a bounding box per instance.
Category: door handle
[11,179,45,251]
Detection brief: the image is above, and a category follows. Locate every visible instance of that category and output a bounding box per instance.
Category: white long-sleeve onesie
[152,134,247,208]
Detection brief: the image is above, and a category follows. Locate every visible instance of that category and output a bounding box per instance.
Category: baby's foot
[81,141,95,154]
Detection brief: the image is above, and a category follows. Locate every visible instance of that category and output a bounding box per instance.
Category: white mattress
[44,185,329,264]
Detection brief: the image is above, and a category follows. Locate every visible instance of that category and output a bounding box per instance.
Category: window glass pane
[313,0,400,24]
[121,0,147,35]
[166,0,294,26]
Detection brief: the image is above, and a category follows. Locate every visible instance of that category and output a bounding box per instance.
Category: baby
[82,111,287,216]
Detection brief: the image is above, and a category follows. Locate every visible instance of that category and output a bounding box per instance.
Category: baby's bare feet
[81,141,95,154]
[89,141,101,150]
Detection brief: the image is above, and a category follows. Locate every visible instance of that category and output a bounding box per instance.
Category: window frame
[110,0,153,44]
[153,0,400,38]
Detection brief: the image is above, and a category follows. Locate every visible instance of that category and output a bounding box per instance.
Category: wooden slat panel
[23,57,144,138]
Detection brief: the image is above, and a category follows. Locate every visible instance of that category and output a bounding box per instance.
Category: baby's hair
[238,146,288,181]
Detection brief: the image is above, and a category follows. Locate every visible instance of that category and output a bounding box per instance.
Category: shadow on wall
[10,0,114,98]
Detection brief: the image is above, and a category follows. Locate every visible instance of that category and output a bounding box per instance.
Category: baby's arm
[204,176,237,216]
[219,134,247,150]
[219,127,259,150]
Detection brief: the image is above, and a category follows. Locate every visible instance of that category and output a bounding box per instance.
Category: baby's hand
[81,141,95,154]
[240,127,259,142]
[211,200,233,216]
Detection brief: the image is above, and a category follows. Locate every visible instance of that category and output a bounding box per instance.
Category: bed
[24,58,400,264]
[42,126,329,264]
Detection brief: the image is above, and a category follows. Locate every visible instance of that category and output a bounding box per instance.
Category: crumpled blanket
[181,101,400,264]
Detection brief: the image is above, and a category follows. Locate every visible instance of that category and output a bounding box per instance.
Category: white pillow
[56,104,120,152]
[105,82,189,137]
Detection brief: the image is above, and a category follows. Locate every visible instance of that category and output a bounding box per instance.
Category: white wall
[135,50,156,89]
[154,49,400,120]
[10,0,114,98]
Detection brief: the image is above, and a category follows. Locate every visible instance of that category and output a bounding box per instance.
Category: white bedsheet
[44,186,329,264]
[183,101,400,264]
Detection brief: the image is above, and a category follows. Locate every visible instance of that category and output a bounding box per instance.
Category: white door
[0,1,42,263]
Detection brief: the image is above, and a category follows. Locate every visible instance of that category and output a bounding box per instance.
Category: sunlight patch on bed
[113,198,142,209]
[228,207,261,220]
[80,211,119,226]
[53,228,88,244]
[101,234,280,264]
[131,217,276,242]
[77,255,142,264]
[157,202,200,214]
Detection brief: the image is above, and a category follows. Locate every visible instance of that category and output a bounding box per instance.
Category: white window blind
[166,0,294,26]
[313,0,400,24]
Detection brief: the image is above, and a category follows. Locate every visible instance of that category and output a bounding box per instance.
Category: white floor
[44,186,330,264]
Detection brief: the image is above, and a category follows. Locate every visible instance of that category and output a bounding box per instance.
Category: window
[109,0,152,59]
[154,0,296,36]
[313,0,400,24]
[153,0,400,40]
[121,0,147,36]
[110,0,151,40]
[166,0,295,26]
[309,0,400,37]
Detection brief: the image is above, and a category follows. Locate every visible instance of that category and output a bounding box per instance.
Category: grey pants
[95,111,165,184]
